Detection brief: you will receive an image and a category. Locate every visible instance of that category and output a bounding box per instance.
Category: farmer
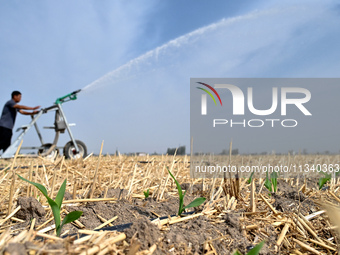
[0,91,40,152]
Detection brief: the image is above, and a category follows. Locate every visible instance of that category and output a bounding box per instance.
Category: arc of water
[81,9,271,92]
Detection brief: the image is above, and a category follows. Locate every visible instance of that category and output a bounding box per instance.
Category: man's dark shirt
[0,99,18,130]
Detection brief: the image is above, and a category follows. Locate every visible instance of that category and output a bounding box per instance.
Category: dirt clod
[15,197,45,221]
[124,215,161,251]
[4,243,26,255]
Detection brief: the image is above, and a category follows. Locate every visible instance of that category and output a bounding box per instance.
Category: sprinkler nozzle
[55,89,82,104]
[71,89,81,95]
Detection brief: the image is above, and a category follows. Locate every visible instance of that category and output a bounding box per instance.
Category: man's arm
[18,110,40,116]
[14,105,40,110]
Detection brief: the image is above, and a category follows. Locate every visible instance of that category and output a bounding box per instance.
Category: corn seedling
[318,172,331,190]
[18,174,83,236]
[167,167,206,216]
[264,172,277,194]
[143,188,150,199]
[271,172,277,192]
[247,172,255,184]
[317,166,340,190]
[233,240,265,255]
[264,172,271,192]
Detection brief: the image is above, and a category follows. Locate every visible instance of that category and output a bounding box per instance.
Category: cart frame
[0,90,86,159]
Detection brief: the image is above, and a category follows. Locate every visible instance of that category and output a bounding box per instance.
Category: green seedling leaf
[319,174,331,190]
[264,172,272,193]
[62,211,83,225]
[18,174,49,198]
[18,174,83,237]
[143,189,150,199]
[57,211,83,236]
[167,168,183,198]
[167,167,206,215]
[246,240,265,255]
[18,174,61,234]
[184,197,206,210]
[17,174,59,210]
[247,172,255,184]
[50,204,62,235]
[55,179,67,209]
[318,178,329,190]
[167,167,185,215]
[231,241,265,255]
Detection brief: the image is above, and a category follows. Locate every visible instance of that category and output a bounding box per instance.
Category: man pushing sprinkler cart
[0,89,87,159]
[0,91,40,153]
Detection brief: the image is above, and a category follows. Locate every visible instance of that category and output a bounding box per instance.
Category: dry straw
[0,151,340,254]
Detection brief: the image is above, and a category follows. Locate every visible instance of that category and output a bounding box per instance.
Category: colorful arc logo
[196,82,222,106]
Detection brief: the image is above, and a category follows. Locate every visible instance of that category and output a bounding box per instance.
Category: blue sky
[1,0,340,155]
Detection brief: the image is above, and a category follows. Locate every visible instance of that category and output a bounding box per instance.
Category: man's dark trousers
[0,126,12,152]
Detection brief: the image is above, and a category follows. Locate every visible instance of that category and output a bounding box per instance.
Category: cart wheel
[63,140,87,159]
[38,143,59,159]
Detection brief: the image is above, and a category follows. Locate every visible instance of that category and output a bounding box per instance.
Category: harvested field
[0,153,340,254]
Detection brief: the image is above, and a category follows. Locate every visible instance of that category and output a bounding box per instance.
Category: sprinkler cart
[0,90,87,159]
